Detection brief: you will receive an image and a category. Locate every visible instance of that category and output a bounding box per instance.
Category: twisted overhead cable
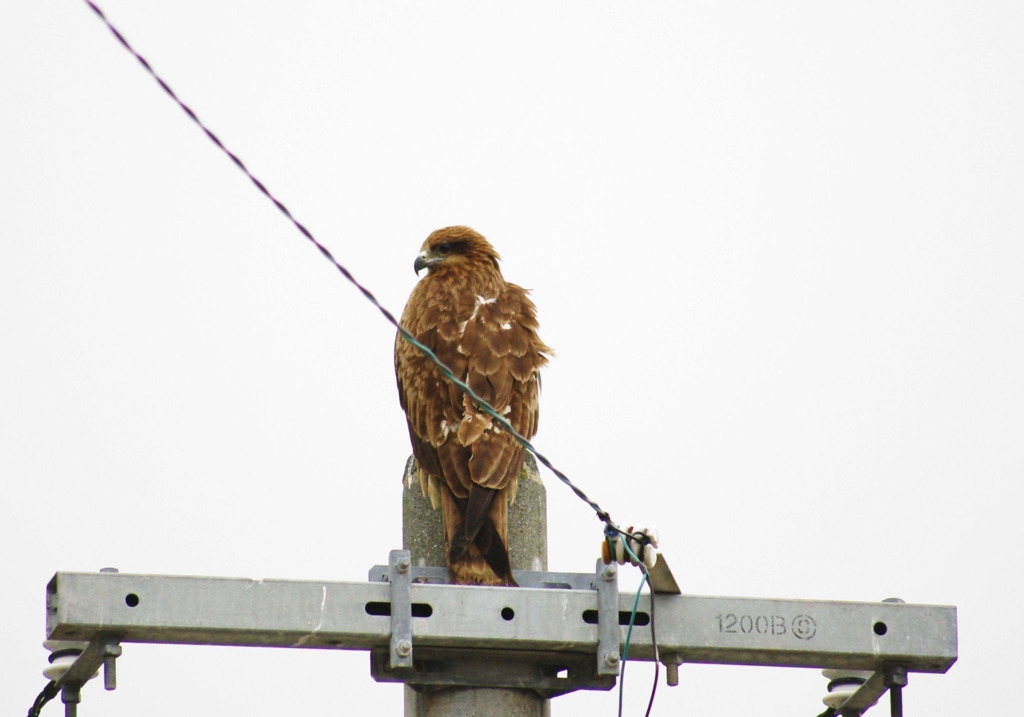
[80,0,619,532]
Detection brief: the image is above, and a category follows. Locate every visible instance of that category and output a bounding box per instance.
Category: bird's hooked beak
[414,251,432,275]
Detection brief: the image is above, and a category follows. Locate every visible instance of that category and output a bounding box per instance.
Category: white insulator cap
[42,640,98,682]
[626,538,640,564]
[643,544,658,569]
[821,669,875,709]
[625,526,660,568]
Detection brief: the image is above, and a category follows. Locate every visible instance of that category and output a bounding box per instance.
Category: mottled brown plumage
[395,226,551,585]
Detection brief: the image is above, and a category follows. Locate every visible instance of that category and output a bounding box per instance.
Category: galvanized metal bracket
[367,564,600,590]
[594,559,621,676]
[647,555,681,595]
[832,664,909,715]
[387,549,414,670]
[367,560,621,694]
[371,646,615,697]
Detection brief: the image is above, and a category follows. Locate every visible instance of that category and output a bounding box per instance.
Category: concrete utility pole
[402,453,551,717]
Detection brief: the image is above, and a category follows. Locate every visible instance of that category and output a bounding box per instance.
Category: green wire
[619,538,649,663]
[617,537,660,717]
[623,577,647,663]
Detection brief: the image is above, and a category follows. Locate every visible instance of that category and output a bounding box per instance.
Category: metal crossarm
[46,569,957,675]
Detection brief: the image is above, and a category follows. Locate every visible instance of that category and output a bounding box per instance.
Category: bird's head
[414,226,502,276]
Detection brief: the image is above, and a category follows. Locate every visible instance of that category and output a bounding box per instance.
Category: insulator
[821,669,875,710]
[42,640,99,682]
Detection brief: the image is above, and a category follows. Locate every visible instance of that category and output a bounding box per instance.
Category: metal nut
[395,639,412,658]
[602,564,617,581]
[603,651,620,668]
[396,557,411,574]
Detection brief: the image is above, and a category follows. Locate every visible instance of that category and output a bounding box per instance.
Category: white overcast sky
[2,1,1022,715]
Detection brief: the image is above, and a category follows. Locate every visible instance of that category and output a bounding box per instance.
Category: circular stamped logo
[792,614,817,640]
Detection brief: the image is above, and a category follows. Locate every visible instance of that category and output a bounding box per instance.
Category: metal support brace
[50,638,121,717]
[832,664,910,716]
[372,646,615,697]
[368,564,599,590]
[595,559,620,677]
[388,549,414,670]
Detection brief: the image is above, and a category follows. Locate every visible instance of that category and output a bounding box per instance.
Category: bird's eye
[437,241,452,255]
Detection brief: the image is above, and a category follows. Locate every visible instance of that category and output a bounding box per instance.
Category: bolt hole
[501,607,515,621]
[873,621,887,635]
[125,593,140,608]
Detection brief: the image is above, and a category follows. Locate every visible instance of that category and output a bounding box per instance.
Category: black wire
[26,681,59,717]
[617,576,643,717]
[616,556,661,717]
[66,10,679,717]
[79,0,622,535]
[643,572,659,717]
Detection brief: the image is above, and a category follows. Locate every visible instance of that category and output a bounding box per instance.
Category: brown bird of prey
[395,226,551,586]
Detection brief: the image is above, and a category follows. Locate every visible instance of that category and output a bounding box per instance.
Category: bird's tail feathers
[449,516,517,586]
